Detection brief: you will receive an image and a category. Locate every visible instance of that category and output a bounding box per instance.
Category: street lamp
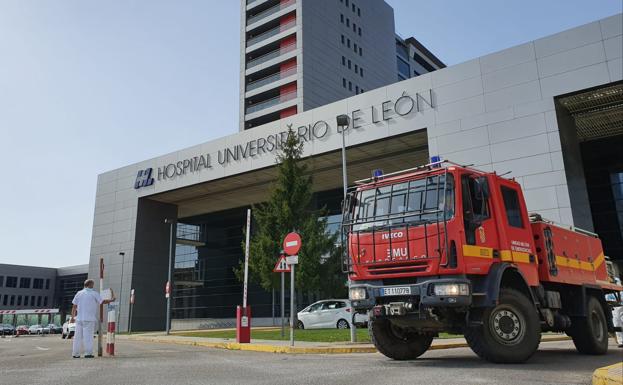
[118,252,125,332]
[164,218,175,335]
[336,114,356,343]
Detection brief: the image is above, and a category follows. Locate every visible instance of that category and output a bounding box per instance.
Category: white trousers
[613,306,623,345]
[72,320,96,356]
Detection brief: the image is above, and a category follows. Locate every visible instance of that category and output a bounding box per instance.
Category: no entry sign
[283,232,301,255]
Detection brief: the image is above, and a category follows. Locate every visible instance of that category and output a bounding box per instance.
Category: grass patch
[175,328,461,343]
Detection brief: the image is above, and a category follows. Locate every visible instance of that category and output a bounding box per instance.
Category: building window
[347,59,351,69]
[44,297,48,307]
[6,276,17,288]
[353,43,357,52]
[45,279,50,290]
[341,34,345,44]
[341,56,345,65]
[10,295,15,306]
[24,296,28,306]
[17,295,22,306]
[358,7,361,16]
[33,278,44,289]
[340,14,344,23]
[0,276,3,287]
[37,296,42,307]
[355,85,359,93]
[358,27,361,36]
[353,23,356,33]
[31,296,35,306]
[360,67,363,77]
[346,18,349,27]
[345,0,349,6]
[342,78,346,88]
[352,3,355,12]
[19,277,30,289]
[354,64,358,72]
[348,81,352,91]
[347,39,350,48]
[2,295,7,306]
[359,47,362,56]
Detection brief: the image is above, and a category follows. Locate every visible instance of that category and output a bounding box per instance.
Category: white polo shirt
[72,288,103,322]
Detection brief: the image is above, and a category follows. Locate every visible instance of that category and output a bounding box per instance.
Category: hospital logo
[134,168,155,189]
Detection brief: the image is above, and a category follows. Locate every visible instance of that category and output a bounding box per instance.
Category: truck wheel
[369,319,433,360]
[465,288,541,363]
[570,296,608,355]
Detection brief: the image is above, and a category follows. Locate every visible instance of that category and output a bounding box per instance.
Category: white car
[297,299,368,329]
[28,324,50,335]
[62,320,76,339]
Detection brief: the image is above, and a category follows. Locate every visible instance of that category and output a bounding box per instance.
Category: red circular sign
[283,232,302,256]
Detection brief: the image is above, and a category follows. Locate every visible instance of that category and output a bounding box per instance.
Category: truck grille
[365,260,430,276]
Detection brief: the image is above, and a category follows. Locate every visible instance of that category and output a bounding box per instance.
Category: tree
[238,129,340,296]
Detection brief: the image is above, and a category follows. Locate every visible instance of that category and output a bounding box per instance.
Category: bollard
[106,308,115,356]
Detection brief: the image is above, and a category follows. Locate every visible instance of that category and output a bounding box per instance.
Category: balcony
[246,19,296,48]
[246,66,296,92]
[246,89,297,115]
[246,41,296,69]
[247,0,295,26]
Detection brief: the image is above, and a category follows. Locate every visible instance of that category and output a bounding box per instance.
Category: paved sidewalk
[118,332,572,354]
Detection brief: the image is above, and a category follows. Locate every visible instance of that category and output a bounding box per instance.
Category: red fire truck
[344,160,622,363]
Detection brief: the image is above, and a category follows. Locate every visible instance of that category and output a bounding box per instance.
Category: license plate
[382,287,411,296]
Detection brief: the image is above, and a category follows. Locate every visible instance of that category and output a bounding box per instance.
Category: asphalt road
[1,334,621,385]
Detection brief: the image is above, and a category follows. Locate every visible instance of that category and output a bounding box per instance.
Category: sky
[0,0,621,268]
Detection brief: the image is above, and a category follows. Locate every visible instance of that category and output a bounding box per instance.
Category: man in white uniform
[70,279,115,358]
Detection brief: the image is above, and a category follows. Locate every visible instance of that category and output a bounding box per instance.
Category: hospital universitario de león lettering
[134,89,435,189]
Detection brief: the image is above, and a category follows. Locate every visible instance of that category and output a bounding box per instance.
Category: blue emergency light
[372,169,384,179]
[430,155,442,168]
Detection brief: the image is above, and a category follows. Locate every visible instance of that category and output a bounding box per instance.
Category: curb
[121,335,572,355]
[592,362,623,385]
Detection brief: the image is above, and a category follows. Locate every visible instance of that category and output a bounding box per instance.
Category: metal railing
[341,170,452,273]
[246,42,296,69]
[246,89,297,114]
[246,66,296,92]
[247,0,295,26]
[246,20,296,47]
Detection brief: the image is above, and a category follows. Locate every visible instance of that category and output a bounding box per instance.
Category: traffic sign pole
[289,261,295,347]
[280,271,285,338]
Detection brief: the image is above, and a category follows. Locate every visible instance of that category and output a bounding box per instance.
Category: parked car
[47,324,62,334]
[297,299,368,329]
[0,324,16,336]
[15,325,29,336]
[62,320,75,339]
[28,324,50,335]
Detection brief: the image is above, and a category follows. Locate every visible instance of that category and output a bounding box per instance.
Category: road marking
[36,346,50,351]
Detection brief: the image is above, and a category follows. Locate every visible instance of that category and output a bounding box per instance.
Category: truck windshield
[351,174,454,231]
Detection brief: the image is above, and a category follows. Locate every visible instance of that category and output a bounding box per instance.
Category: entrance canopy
[147,130,429,218]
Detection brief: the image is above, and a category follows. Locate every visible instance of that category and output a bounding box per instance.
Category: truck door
[494,180,539,285]
[460,173,500,275]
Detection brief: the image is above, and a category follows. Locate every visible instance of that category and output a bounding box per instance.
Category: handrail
[246,42,296,69]
[247,0,295,26]
[246,20,296,47]
[247,66,296,91]
[246,89,297,114]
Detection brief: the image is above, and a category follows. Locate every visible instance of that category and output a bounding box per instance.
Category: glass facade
[171,187,343,320]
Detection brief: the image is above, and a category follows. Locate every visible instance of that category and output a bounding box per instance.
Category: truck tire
[369,319,433,360]
[465,288,541,363]
[570,296,608,355]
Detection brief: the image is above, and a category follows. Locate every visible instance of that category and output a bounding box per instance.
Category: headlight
[433,283,469,296]
[349,287,367,300]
